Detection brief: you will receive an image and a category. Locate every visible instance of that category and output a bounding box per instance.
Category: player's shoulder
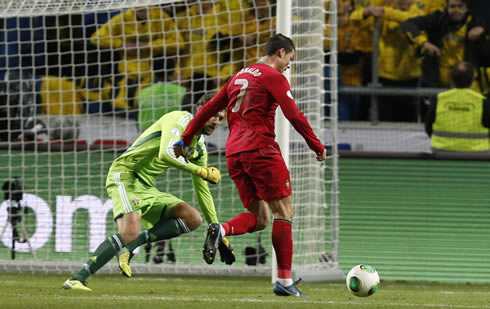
[158,110,193,125]
[164,110,192,117]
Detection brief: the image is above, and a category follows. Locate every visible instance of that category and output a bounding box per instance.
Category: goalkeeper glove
[173,139,194,162]
[218,236,236,265]
[195,166,221,184]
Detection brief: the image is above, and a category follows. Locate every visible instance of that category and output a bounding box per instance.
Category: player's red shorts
[226,143,292,209]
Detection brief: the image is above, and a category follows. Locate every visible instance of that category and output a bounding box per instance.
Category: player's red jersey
[182,62,324,156]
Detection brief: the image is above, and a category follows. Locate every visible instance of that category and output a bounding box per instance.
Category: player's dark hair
[193,92,216,113]
[196,93,215,107]
[450,61,474,88]
[264,33,295,56]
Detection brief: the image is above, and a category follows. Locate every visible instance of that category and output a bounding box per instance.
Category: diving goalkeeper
[63,94,234,291]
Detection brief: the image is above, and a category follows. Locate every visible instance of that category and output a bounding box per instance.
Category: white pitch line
[54,295,490,308]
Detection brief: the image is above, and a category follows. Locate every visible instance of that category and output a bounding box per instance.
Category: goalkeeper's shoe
[203,223,222,264]
[62,279,92,291]
[118,250,133,278]
[273,279,308,297]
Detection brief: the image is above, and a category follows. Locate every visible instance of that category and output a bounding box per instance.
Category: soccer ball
[346,264,380,297]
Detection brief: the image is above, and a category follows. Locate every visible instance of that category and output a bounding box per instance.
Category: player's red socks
[272,218,293,279]
[222,212,257,235]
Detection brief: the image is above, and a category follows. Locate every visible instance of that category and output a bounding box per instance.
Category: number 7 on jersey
[231,79,248,113]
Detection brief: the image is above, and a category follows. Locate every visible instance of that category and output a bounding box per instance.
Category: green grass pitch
[0,273,489,309]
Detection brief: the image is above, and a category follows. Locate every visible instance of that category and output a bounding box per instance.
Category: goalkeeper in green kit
[63,94,235,291]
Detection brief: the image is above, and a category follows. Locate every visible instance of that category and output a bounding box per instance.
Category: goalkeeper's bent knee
[195,166,221,184]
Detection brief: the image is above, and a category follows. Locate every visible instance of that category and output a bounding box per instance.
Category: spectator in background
[0,12,121,131]
[347,0,385,120]
[137,82,189,132]
[401,0,485,89]
[202,0,258,85]
[412,0,446,15]
[78,12,122,79]
[205,0,250,37]
[0,12,118,80]
[173,0,218,104]
[204,0,276,86]
[233,0,276,71]
[425,61,490,153]
[467,0,490,94]
[89,6,185,113]
[175,0,274,92]
[324,0,365,120]
[351,0,423,122]
[348,0,448,121]
[168,0,269,102]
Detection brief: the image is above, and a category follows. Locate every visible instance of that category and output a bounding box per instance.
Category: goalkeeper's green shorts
[106,171,183,229]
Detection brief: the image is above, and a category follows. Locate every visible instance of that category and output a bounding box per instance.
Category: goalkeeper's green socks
[124,231,149,252]
[72,233,126,282]
[72,219,189,282]
[125,218,190,252]
[148,218,190,241]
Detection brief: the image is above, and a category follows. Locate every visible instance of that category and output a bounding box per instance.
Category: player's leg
[124,201,199,253]
[144,202,197,239]
[203,199,268,265]
[122,186,199,251]
[203,218,256,265]
[166,201,202,230]
[108,172,146,278]
[268,196,293,282]
[118,192,200,272]
[112,177,193,272]
[221,152,268,235]
[64,173,143,289]
[63,213,139,290]
[267,196,306,297]
[202,153,263,264]
[220,200,270,236]
[63,229,127,291]
[115,212,141,277]
[246,145,306,297]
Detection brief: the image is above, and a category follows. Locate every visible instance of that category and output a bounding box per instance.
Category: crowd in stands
[328,0,489,122]
[0,0,276,131]
[0,0,489,139]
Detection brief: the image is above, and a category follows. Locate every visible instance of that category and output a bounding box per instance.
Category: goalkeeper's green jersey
[107,110,219,224]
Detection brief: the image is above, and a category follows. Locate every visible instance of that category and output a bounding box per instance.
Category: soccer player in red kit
[174,33,326,297]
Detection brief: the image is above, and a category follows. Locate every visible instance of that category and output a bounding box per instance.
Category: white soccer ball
[346,264,380,297]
